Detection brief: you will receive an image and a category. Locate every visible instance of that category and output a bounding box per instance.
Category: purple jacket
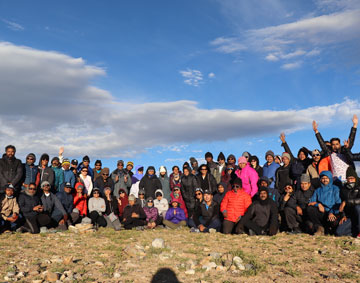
[143,206,159,222]
[235,164,259,197]
[165,207,186,224]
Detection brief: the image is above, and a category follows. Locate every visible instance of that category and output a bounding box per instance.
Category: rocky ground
[0,224,360,283]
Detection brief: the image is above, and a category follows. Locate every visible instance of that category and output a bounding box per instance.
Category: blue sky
[1,0,360,172]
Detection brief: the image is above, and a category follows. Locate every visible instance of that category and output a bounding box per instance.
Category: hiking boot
[314,226,324,236]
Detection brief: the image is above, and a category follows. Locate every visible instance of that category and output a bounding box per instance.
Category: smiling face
[321,175,330,186]
[259,190,268,200]
[266,155,274,164]
[5,147,15,159]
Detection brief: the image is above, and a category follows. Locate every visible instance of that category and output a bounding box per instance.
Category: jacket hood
[319,170,334,187]
[146,166,156,175]
[345,166,359,186]
[133,165,144,181]
[227,154,236,162]
[249,155,259,167]
[155,189,164,196]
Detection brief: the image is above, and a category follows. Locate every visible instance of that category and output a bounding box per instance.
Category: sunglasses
[200,168,207,171]
[27,157,34,160]
[195,192,202,196]
[312,154,321,157]
[82,170,88,172]
[139,193,145,195]
[174,188,180,191]
[102,173,109,176]
[93,192,100,194]
[234,185,241,188]
[148,200,153,203]
[43,184,50,187]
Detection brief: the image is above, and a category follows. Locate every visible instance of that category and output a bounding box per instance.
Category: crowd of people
[1,115,360,238]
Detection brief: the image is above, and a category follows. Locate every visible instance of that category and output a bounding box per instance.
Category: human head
[217,182,226,194]
[312,149,321,162]
[330,138,341,152]
[5,145,16,159]
[75,183,84,194]
[172,166,180,175]
[203,189,213,202]
[146,197,154,207]
[265,150,275,164]
[233,178,242,191]
[238,157,247,169]
[300,174,311,191]
[102,167,110,179]
[199,164,208,176]
[156,190,163,200]
[62,158,71,170]
[26,153,36,165]
[81,167,88,176]
[147,166,155,176]
[71,159,78,168]
[205,152,213,163]
[104,187,112,197]
[128,194,136,205]
[171,200,179,208]
[40,154,49,167]
[217,152,226,165]
[126,161,134,172]
[259,187,268,201]
[5,184,15,197]
[227,154,236,165]
[159,166,167,176]
[242,151,251,161]
[117,160,124,169]
[320,171,332,186]
[275,155,282,165]
[226,164,234,175]
[259,176,270,188]
[195,188,203,200]
[183,167,190,176]
[297,148,308,161]
[27,183,37,196]
[94,160,102,170]
[282,152,291,166]
[249,156,259,169]
[64,182,72,194]
[346,166,359,186]
[284,184,294,194]
[41,181,51,192]
[51,157,60,167]
[92,188,101,198]
[82,156,90,167]
[190,157,198,168]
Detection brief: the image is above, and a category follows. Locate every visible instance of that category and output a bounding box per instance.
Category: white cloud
[208,72,216,78]
[281,61,302,70]
[212,8,360,69]
[2,19,24,31]
[179,69,203,86]
[1,42,360,159]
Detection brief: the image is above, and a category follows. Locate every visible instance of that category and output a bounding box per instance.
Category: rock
[318,249,327,255]
[29,270,40,276]
[230,265,237,271]
[60,274,66,280]
[4,276,10,281]
[32,280,43,283]
[209,228,217,233]
[209,252,221,259]
[45,271,59,282]
[159,252,172,261]
[50,257,63,264]
[152,238,165,249]
[16,271,26,278]
[73,273,82,280]
[63,256,73,265]
[114,272,121,278]
[342,249,350,254]
[202,262,217,272]
[7,271,16,278]
[123,245,137,258]
[94,261,104,266]
[203,247,211,252]
[185,269,195,275]
[216,266,227,272]
[187,260,197,269]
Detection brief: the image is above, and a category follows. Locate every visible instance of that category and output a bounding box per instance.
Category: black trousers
[306,206,326,230]
[24,214,51,234]
[282,207,301,230]
[222,220,242,234]
[122,218,146,229]
[89,211,107,227]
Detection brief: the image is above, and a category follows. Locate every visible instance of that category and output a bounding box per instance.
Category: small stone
[202,262,217,271]
[342,249,350,254]
[95,261,104,266]
[29,270,40,276]
[50,257,63,264]
[230,265,237,271]
[185,269,195,275]
[60,274,66,280]
[4,276,10,281]
[203,247,211,252]
[114,272,121,278]
[32,280,43,283]
[159,252,172,261]
[73,273,82,280]
[209,252,221,259]
[152,238,165,249]
[63,256,74,265]
[7,271,16,278]
[16,272,26,278]
[209,228,217,233]
[216,266,226,272]
[46,271,59,282]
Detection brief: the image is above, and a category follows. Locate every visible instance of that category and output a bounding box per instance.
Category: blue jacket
[310,171,341,214]
[23,164,38,185]
[63,169,75,189]
[56,191,74,214]
[165,207,186,223]
[52,166,64,192]
[263,162,280,189]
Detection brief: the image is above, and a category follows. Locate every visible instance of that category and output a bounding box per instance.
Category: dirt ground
[0,227,359,282]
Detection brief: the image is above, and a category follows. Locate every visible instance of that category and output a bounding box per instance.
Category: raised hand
[312,121,319,133]
[343,139,349,149]
[353,114,358,128]
[280,132,286,143]
[59,146,64,156]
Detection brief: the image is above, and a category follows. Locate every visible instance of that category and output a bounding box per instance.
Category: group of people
[1,115,360,238]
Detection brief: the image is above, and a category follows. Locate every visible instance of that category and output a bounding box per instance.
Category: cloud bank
[1,42,360,158]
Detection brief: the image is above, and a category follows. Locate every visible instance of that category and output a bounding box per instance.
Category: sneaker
[190,227,200,233]
[40,227,49,233]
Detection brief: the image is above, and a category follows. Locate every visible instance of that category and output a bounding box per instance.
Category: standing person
[220,178,252,234]
[71,159,78,170]
[143,197,161,229]
[77,156,94,180]
[216,152,227,182]
[238,187,278,236]
[170,166,182,191]
[205,152,218,177]
[94,168,114,195]
[93,160,102,181]
[235,157,259,198]
[40,181,68,230]
[262,150,280,189]
[79,167,93,196]
[249,155,263,178]
[112,160,132,197]
[0,145,23,194]
[122,195,147,230]
[189,157,199,175]
[38,154,54,189]
[275,152,293,195]
[306,149,322,189]
[227,154,237,170]
[221,165,236,191]
[17,184,51,234]
[125,161,134,178]
[307,171,342,235]
[22,153,39,191]
[51,157,64,193]
[61,159,75,191]
[129,165,144,198]
[336,167,360,237]
[196,164,217,194]
[192,189,221,232]
[163,200,187,229]
[158,166,171,201]
[180,167,198,218]
[88,188,106,228]
[73,183,87,220]
[0,184,20,232]
[139,166,162,199]
[103,187,121,231]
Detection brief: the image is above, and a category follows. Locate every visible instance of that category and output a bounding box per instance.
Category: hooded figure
[129,165,144,198]
[0,146,23,193]
[22,153,39,190]
[249,155,263,178]
[170,185,188,218]
[143,197,159,225]
[38,154,55,190]
[213,182,229,205]
[153,189,169,217]
[158,166,171,201]
[139,166,162,199]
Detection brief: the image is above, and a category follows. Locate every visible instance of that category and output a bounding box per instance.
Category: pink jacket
[235,164,259,197]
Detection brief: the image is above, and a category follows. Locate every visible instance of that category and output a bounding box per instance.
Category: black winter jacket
[18,191,42,218]
[193,200,219,227]
[0,154,23,191]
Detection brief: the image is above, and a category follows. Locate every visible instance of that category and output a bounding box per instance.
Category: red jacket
[220,189,252,223]
[73,194,87,216]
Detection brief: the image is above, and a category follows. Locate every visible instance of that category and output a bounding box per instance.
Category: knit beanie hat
[282,152,291,161]
[233,178,242,187]
[346,166,358,179]
[238,156,247,164]
[26,153,36,162]
[300,174,311,183]
[265,150,275,159]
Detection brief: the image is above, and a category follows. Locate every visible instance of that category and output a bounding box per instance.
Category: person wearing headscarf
[129,165,144,198]
[163,199,187,229]
[139,166,162,199]
[158,166,171,201]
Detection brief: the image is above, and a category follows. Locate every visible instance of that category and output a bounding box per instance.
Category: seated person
[117,189,129,222]
[40,181,68,230]
[137,189,146,208]
[279,184,299,233]
[88,188,107,228]
[73,183,88,220]
[192,189,221,232]
[143,197,161,229]
[163,200,187,229]
[153,189,169,219]
[0,184,20,232]
[18,183,51,234]
[103,187,121,231]
[307,171,341,235]
[56,182,80,226]
[122,195,147,230]
[336,167,360,237]
[238,187,278,236]
[220,178,252,234]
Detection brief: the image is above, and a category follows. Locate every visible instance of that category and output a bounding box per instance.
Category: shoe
[289,227,302,234]
[40,227,48,233]
[190,227,200,233]
[314,226,324,236]
[248,229,256,236]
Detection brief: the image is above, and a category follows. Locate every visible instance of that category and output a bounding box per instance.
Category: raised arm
[280,133,295,160]
[312,121,330,156]
[347,114,358,150]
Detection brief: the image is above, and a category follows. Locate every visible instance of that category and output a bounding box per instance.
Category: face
[28,185,37,196]
[259,191,268,201]
[26,156,35,165]
[233,184,241,191]
[174,188,180,195]
[156,194,162,200]
[260,181,268,187]
[64,186,72,194]
[300,182,311,191]
[298,151,306,161]
[266,155,274,164]
[147,200,153,207]
[312,153,321,162]
[95,164,102,170]
[284,185,293,194]
[81,168,88,176]
[282,156,290,166]
[105,189,111,196]
[5,148,15,159]
[320,175,330,185]
[5,188,14,197]
[139,193,145,199]
[41,159,49,167]
[52,160,59,167]
[62,163,70,170]
[218,159,225,165]
[205,157,213,163]
[83,160,89,167]
[172,201,178,208]
[148,169,155,175]
[347,176,356,183]
[331,140,341,152]
[129,199,135,206]
[195,191,202,199]
[42,184,50,192]
[160,171,166,176]
[218,185,224,194]
[173,167,179,174]
[239,162,247,169]
[192,161,198,167]
[126,164,133,171]
[138,169,144,175]
[102,171,109,179]
[93,191,100,198]
[183,168,190,176]
[120,191,126,198]
[200,167,207,175]
[117,163,124,169]
[204,193,212,202]
[250,159,257,168]
[228,157,235,164]
[76,187,83,194]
